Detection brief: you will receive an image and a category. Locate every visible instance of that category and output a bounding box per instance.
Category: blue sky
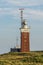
[0,0,43,54]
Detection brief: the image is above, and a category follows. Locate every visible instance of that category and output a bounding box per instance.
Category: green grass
[0,51,43,65]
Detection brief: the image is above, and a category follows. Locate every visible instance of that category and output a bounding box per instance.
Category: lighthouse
[20,9,30,52]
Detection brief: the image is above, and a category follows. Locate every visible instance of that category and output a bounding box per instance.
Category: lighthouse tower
[20,9,30,52]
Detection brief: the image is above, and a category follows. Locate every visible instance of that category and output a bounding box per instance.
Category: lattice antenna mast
[16,37,19,48]
[19,8,24,27]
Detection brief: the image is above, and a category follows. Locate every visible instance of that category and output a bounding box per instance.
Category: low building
[10,48,21,52]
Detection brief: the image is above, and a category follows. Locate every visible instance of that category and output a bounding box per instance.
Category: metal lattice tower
[19,8,24,27]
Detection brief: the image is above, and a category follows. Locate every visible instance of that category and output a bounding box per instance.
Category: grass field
[0,51,43,65]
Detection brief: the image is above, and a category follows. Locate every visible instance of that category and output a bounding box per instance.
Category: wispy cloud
[0,8,43,16]
[0,0,43,20]
[6,0,43,6]
[0,8,43,20]
[0,8,20,18]
[23,9,43,20]
[25,9,43,16]
[0,0,43,53]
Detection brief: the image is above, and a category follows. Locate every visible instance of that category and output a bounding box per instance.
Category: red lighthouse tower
[20,9,30,52]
